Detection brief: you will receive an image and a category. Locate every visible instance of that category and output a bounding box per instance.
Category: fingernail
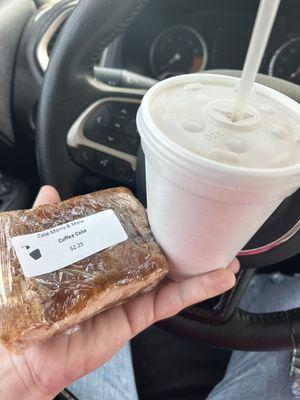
[229,259,240,274]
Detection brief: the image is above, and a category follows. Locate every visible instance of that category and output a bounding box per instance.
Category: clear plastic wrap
[0,188,169,354]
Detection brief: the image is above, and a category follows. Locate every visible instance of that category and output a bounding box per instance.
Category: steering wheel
[37,0,300,351]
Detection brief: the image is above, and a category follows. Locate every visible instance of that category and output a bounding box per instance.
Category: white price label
[12,210,128,278]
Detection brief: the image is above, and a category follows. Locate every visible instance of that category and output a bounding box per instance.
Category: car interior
[0,0,300,399]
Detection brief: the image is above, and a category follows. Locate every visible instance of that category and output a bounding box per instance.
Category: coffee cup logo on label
[12,210,128,278]
[22,245,42,261]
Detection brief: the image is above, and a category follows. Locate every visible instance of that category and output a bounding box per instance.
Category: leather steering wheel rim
[37,0,300,350]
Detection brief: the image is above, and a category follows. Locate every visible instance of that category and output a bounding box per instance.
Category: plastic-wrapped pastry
[0,187,169,354]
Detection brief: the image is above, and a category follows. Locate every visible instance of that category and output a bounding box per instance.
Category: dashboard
[10,0,300,143]
[1,0,300,182]
[117,0,300,84]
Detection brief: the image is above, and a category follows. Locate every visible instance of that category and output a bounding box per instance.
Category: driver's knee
[207,273,300,400]
[207,349,294,400]
[239,273,300,313]
[68,344,138,400]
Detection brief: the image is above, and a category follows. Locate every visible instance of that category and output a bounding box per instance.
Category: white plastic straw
[231,0,282,122]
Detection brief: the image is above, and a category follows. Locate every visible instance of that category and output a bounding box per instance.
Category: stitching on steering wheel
[237,308,300,322]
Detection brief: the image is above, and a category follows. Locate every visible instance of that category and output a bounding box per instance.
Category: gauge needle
[161,53,181,70]
[291,67,300,79]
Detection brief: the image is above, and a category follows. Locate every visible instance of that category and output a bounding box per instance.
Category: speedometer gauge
[269,37,300,85]
[150,26,208,80]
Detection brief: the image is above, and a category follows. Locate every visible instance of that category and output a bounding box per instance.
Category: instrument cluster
[121,6,300,85]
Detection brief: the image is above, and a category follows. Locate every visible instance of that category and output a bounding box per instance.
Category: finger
[227,258,240,274]
[33,185,61,207]
[153,268,236,322]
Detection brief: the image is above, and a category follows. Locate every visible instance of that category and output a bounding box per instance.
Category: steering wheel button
[108,102,139,120]
[84,105,111,132]
[94,152,114,171]
[78,148,96,165]
[85,130,129,153]
[107,118,127,134]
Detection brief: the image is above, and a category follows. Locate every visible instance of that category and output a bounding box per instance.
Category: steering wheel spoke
[87,75,146,101]
[162,267,256,326]
[66,85,144,188]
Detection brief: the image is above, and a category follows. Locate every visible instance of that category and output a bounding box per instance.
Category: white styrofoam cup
[137,74,300,280]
